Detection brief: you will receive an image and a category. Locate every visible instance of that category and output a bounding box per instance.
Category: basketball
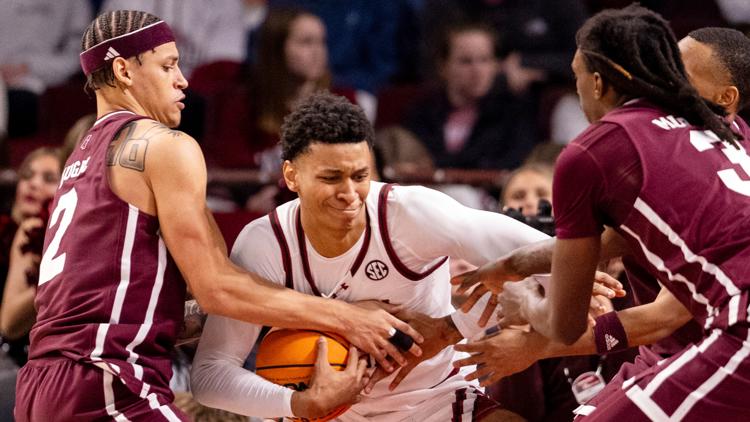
[256,328,351,421]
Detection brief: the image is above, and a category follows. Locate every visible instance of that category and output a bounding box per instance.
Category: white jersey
[191,182,549,419]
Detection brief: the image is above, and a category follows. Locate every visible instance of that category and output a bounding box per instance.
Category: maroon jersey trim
[267,210,293,289]
[452,387,467,422]
[377,183,448,281]
[350,211,372,276]
[294,209,373,296]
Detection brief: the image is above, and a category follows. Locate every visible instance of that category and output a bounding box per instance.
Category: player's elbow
[189,282,227,316]
[189,360,213,406]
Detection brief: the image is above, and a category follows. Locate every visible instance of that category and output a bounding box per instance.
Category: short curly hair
[280,92,374,161]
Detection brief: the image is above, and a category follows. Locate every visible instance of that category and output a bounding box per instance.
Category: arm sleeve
[388,185,549,269]
[387,185,549,338]
[190,219,294,417]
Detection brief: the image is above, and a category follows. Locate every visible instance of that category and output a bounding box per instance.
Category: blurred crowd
[1,0,747,214]
[0,0,748,420]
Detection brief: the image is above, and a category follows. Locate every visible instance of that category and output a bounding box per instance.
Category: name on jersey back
[60,157,90,187]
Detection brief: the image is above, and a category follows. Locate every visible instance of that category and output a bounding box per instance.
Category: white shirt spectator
[0,0,91,93]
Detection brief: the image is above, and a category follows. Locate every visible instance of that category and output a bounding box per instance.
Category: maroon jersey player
[15,10,422,421]
[455,6,750,421]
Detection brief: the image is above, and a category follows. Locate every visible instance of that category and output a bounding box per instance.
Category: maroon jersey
[28,111,186,400]
[555,100,750,332]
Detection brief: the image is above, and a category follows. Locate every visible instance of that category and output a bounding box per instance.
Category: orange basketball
[256,328,351,421]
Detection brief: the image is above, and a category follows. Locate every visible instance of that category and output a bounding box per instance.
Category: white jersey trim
[620,223,716,328]
[633,197,741,296]
[93,110,136,127]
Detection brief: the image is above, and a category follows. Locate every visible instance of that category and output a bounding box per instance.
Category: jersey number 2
[690,130,750,196]
[39,188,78,285]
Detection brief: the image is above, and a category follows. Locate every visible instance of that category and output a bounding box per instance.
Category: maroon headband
[79,20,175,75]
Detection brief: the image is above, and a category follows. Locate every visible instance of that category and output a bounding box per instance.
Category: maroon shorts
[15,357,189,422]
[575,328,750,420]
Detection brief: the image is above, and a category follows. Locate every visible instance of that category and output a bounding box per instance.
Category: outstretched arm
[454,287,692,386]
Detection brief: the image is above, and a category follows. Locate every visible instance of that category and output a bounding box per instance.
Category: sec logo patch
[365,260,389,281]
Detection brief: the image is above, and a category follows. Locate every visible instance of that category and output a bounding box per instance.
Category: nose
[28,174,43,191]
[336,179,358,204]
[175,65,188,90]
[522,196,538,217]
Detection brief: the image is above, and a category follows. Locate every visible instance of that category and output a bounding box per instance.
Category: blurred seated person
[0,0,92,138]
[500,163,553,217]
[400,22,539,170]
[0,147,64,357]
[207,7,356,171]
[270,0,401,99]
[0,147,63,421]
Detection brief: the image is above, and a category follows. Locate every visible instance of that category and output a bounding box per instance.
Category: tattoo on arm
[107,121,181,172]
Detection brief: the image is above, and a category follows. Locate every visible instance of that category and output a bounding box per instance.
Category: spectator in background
[500,164,553,217]
[422,0,586,92]
[400,23,538,170]
[269,0,402,120]
[0,0,92,138]
[0,147,64,421]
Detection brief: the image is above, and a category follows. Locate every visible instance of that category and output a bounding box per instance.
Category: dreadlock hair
[280,92,374,161]
[688,27,750,111]
[576,4,740,147]
[81,10,161,91]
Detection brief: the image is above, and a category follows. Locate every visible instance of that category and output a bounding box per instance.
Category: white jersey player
[190,93,547,421]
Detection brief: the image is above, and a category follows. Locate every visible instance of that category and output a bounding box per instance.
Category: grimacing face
[284,141,371,232]
[126,42,188,128]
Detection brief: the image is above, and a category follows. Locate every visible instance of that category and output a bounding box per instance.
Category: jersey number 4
[690,130,750,196]
[39,188,78,286]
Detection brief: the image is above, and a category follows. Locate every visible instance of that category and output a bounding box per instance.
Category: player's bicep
[145,133,220,286]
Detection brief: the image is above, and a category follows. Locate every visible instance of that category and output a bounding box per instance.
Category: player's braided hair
[281,92,374,161]
[81,10,161,91]
[577,4,740,147]
[688,27,750,111]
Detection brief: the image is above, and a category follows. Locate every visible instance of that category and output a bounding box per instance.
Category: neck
[95,88,149,119]
[300,206,367,258]
[296,80,318,101]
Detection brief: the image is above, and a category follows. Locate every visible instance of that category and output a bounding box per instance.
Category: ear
[593,71,605,99]
[111,57,134,87]
[717,86,740,114]
[282,160,299,193]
